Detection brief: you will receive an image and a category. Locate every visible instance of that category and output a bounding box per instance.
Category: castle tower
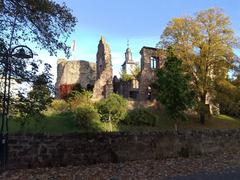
[96,36,112,79]
[92,36,113,101]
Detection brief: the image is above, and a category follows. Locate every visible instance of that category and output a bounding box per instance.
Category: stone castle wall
[8,129,240,169]
[55,59,96,98]
[138,47,165,101]
[55,37,113,100]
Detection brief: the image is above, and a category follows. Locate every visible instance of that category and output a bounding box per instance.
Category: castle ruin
[92,37,113,101]
[56,36,113,100]
[55,36,165,102]
[56,36,218,114]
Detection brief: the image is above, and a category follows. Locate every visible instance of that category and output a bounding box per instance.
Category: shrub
[74,104,101,131]
[97,93,128,124]
[50,99,69,113]
[123,108,156,126]
[68,91,92,111]
[215,80,240,118]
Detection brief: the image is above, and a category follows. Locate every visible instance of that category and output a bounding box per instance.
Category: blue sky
[41,0,240,81]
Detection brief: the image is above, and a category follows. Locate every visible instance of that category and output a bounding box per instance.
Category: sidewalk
[1,152,240,180]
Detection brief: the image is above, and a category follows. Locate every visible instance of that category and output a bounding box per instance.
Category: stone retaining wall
[8,129,240,169]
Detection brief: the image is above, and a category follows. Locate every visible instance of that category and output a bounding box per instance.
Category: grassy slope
[8,110,240,134]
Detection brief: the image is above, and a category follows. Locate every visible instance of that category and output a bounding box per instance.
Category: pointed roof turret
[125,46,133,63]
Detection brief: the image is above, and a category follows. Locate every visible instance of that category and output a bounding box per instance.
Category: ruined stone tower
[138,47,165,101]
[92,36,113,101]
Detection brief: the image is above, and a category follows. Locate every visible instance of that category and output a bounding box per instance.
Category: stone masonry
[138,47,165,101]
[92,36,113,101]
[7,129,240,169]
[55,59,96,98]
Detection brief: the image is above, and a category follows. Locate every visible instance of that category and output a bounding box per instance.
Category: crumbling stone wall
[8,129,240,169]
[55,59,96,98]
[92,37,113,101]
[138,47,165,101]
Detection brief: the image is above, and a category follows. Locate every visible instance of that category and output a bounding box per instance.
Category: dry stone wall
[8,129,240,169]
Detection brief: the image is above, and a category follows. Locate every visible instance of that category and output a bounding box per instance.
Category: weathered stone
[114,46,165,102]
[6,129,240,170]
[138,47,165,101]
[55,59,96,97]
[92,36,113,101]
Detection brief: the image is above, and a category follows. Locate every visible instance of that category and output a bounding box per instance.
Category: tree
[97,93,128,131]
[215,78,240,117]
[28,63,53,112]
[0,0,76,127]
[0,0,77,56]
[131,64,141,79]
[153,48,196,131]
[68,90,92,112]
[159,8,240,124]
[14,63,53,129]
[120,64,141,82]
[120,71,133,82]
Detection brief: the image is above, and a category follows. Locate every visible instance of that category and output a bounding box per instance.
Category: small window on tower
[150,57,158,69]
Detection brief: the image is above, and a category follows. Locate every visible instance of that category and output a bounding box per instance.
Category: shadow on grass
[8,109,240,135]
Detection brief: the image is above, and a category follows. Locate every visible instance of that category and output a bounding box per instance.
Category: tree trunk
[199,93,206,124]
[174,122,178,132]
[200,112,205,124]
[108,113,112,132]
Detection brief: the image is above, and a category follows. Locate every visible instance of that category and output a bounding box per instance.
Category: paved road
[170,168,240,180]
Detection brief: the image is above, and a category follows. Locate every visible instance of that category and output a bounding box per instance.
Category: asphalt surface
[170,168,240,180]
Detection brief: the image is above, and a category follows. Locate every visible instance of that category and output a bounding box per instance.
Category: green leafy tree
[14,63,53,129]
[97,93,128,131]
[131,64,141,79]
[0,0,77,56]
[215,79,240,117]
[159,8,240,124]
[68,90,92,112]
[74,105,101,132]
[120,65,141,82]
[153,48,196,131]
[124,108,156,126]
[0,0,76,127]
[28,63,53,112]
[67,90,102,131]
[120,71,133,82]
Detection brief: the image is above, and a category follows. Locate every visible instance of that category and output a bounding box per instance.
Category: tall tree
[14,63,53,129]
[0,0,77,118]
[0,0,77,56]
[159,8,240,124]
[153,48,196,131]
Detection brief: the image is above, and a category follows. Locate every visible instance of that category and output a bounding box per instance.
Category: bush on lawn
[74,104,101,131]
[97,93,128,124]
[50,99,69,113]
[123,108,156,126]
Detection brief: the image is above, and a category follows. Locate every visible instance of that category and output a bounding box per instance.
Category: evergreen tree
[153,48,196,131]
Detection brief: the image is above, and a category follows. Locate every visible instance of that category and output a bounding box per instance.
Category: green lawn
[8,110,240,134]
[9,112,79,134]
